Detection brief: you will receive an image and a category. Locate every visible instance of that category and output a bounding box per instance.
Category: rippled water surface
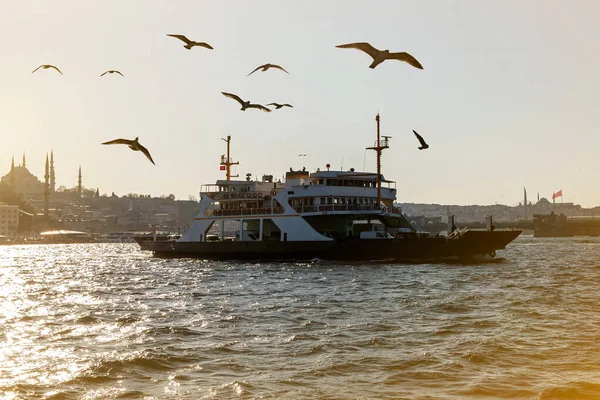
[1,236,600,399]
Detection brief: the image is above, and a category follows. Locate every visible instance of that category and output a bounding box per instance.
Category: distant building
[0,154,44,195]
[0,203,19,236]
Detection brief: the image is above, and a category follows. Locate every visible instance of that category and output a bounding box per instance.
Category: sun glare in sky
[1,1,599,206]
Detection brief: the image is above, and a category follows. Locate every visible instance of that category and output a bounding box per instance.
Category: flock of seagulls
[32,64,123,78]
[32,36,429,165]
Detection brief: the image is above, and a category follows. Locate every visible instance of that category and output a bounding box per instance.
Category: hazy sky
[1,1,599,206]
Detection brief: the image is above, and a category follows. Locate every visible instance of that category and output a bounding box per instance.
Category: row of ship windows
[291,197,378,206]
[313,179,378,188]
[217,179,379,192]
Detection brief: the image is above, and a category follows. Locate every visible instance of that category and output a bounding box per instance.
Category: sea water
[1,236,600,399]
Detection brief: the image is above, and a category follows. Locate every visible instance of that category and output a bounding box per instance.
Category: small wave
[212,380,254,397]
[540,381,600,399]
[143,326,203,337]
[114,390,149,398]
[285,334,321,343]
[86,352,199,377]
[76,315,100,324]
[213,341,242,353]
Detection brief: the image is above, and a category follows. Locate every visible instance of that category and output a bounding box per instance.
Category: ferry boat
[137,115,521,261]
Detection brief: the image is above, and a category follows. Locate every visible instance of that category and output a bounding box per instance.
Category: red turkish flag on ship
[219,165,226,171]
[552,190,563,199]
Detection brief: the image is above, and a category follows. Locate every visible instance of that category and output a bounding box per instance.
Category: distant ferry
[137,115,521,261]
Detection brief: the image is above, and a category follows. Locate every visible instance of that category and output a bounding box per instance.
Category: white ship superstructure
[180,168,405,243]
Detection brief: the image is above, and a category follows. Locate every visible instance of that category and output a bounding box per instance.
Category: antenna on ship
[366,113,390,209]
[220,135,239,181]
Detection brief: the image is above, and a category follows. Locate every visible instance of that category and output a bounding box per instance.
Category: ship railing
[291,204,403,214]
[204,207,285,217]
[447,227,469,239]
[202,191,273,200]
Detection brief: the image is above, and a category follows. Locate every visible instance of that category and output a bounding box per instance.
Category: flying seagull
[167,34,213,50]
[412,130,429,150]
[101,137,155,165]
[247,63,289,76]
[267,103,293,110]
[298,154,307,157]
[335,42,423,70]
[221,92,271,112]
[32,64,63,75]
[100,70,124,77]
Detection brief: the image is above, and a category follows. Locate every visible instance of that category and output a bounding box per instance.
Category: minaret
[9,156,15,188]
[77,165,82,197]
[22,153,26,169]
[523,187,528,221]
[44,153,50,217]
[50,150,55,193]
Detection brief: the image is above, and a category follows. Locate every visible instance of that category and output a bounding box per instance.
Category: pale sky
[1,1,599,206]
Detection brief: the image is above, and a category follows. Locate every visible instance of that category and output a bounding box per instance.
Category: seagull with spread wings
[412,130,429,150]
[101,137,155,165]
[167,34,213,50]
[267,103,293,110]
[247,63,289,76]
[221,92,271,112]
[32,64,63,75]
[336,42,423,70]
[100,70,124,77]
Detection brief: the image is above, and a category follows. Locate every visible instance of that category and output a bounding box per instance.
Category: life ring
[258,192,263,198]
[252,192,257,198]
[271,189,277,195]
[382,206,388,213]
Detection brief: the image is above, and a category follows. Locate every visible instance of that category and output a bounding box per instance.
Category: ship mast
[366,114,390,209]
[220,135,239,181]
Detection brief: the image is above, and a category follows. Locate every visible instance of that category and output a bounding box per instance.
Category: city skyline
[0,150,570,204]
[2,1,599,206]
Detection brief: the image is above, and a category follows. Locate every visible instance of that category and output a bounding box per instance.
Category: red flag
[552,190,562,199]
[219,165,226,171]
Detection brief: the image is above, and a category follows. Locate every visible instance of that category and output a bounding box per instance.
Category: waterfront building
[0,203,19,236]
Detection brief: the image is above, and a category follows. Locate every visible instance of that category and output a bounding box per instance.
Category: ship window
[318,179,324,185]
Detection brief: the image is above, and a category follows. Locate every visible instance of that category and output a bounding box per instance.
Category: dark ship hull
[137,230,521,262]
